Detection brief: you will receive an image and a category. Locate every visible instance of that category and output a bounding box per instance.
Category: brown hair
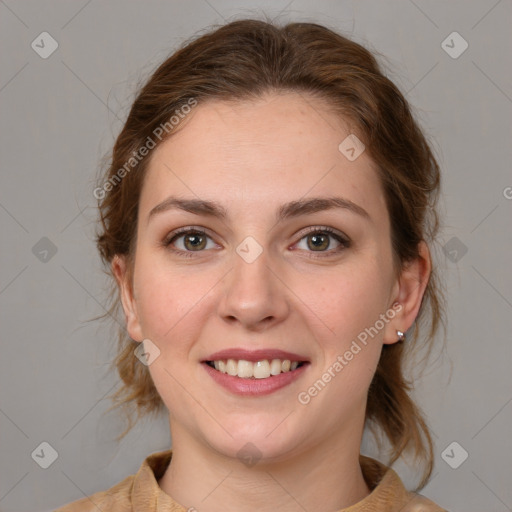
[96,18,445,489]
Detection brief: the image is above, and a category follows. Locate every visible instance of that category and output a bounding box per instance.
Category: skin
[112,92,431,512]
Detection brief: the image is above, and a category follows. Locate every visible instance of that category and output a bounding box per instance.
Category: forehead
[140,92,387,222]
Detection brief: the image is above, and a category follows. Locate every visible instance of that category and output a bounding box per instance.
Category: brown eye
[182,232,207,251]
[307,233,330,251]
[164,229,216,255]
[295,227,350,257]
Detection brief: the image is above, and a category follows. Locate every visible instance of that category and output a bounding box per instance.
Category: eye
[163,227,217,257]
[162,225,350,259]
[293,226,350,257]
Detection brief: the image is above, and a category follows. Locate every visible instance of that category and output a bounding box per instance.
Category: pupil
[186,234,205,250]
[309,234,328,250]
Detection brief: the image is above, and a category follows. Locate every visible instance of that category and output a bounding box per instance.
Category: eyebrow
[147,195,371,224]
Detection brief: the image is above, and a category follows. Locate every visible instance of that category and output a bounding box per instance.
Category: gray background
[1,1,511,511]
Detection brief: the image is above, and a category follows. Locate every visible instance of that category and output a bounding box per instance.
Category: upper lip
[204,348,309,363]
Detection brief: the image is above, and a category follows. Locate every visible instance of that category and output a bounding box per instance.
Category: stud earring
[397,330,405,342]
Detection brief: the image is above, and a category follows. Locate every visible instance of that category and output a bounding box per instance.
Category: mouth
[201,349,310,396]
[204,358,308,379]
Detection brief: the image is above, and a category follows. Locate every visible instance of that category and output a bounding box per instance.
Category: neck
[158,423,370,512]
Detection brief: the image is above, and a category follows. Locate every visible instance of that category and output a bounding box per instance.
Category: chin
[197,414,309,465]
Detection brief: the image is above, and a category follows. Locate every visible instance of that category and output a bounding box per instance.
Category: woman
[57,18,447,511]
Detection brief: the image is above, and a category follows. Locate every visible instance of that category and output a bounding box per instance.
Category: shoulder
[400,492,448,511]
[359,456,448,511]
[54,450,174,511]
[54,474,134,511]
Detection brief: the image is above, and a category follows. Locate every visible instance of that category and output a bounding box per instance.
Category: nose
[217,245,290,332]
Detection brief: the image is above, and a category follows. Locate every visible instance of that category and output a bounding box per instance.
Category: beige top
[55,450,447,511]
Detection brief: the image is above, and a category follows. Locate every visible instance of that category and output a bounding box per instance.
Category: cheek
[296,261,391,347]
[132,253,217,350]
[131,258,212,405]
[299,274,386,398]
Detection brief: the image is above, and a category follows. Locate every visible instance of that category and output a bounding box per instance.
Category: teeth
[270,359,282,375]
[253,360,270,379]
[209,358,303,379]
[237,360,253,378]
[226,359,237,376]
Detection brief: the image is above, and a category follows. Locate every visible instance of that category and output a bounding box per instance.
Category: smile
[205,358,306,379]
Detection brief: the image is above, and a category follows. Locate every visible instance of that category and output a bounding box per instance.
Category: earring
[397,330,405,342]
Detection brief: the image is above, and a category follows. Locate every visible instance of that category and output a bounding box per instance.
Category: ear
[383,241,431,345]
[111,254,143,342]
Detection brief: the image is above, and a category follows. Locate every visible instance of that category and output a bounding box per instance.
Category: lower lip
[202,362,309,396]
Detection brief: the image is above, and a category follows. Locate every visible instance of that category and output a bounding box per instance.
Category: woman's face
[115,92,423,462]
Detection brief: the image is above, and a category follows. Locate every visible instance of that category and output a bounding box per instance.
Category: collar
[131,449,433,512]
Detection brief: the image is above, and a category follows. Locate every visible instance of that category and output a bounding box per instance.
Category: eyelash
[162,226,351,259]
